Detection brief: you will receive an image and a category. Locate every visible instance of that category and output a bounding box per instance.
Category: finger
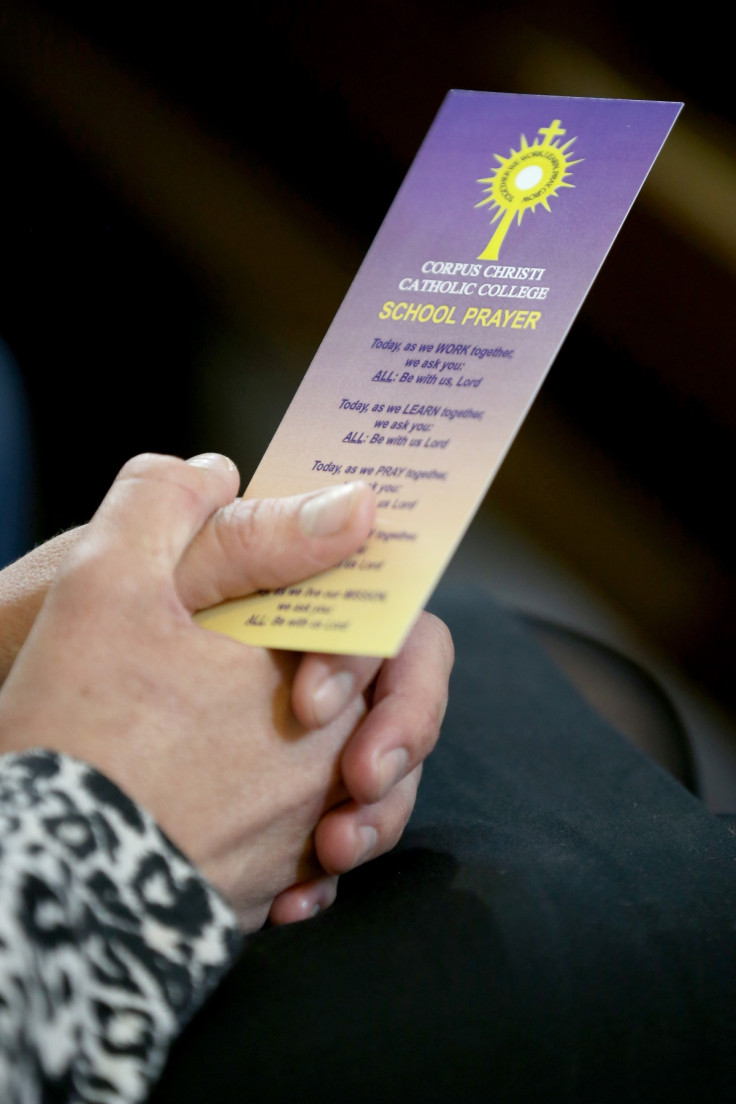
[267,874,340,926]
[314,767,422,876]
[66,453,240,585]
[176,481,375,612]
[340,612,454,806]
[291,652,383,729]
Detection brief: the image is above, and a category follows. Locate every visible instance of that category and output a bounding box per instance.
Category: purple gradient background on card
[201,91,681,656]
[339,91,680,349]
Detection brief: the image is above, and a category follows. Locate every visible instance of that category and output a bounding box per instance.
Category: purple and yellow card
[196,91,682,655]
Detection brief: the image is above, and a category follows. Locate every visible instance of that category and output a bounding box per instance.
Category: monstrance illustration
[476,119,581,260]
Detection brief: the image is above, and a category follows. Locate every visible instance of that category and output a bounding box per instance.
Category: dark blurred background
[1,1,735,718]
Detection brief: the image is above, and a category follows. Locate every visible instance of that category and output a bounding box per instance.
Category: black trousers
[152,586,736,1103]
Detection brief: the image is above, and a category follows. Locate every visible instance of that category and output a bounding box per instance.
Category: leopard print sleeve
[0,750,243,1104]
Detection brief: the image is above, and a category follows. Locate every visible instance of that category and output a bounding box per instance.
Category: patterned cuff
[0,749,242,1104]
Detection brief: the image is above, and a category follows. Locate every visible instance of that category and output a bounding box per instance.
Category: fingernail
[299,483,364,537]
[311,670,355,726]
[377,747,410,800]
[355,826,378,865]
[186,452,237,472]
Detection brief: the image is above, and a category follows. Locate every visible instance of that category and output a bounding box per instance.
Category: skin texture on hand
[0,453,454,926]
[0,454,372,928]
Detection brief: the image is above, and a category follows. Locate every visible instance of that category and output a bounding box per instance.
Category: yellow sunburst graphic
[476,119,582,260]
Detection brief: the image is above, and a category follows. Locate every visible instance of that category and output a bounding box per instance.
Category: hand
[0,452,378,930]
[268,611,453,922]
[174,477,454,922]
[0,455,454,923]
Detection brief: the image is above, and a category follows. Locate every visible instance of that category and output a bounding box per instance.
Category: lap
[151,585,736,1103]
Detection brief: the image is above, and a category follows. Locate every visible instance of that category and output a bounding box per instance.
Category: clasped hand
[0,453,453,930]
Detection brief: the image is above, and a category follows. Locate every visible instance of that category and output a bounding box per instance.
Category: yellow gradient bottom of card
[194,542,441,657]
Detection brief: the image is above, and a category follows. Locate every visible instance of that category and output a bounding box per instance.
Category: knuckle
[224,497,285,560]
[115,454,209,523]
[116,452,180,482]
[397,691,445,750]
[118,454,236,520]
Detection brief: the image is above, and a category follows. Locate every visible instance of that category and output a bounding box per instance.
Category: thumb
[175,482,375,612]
